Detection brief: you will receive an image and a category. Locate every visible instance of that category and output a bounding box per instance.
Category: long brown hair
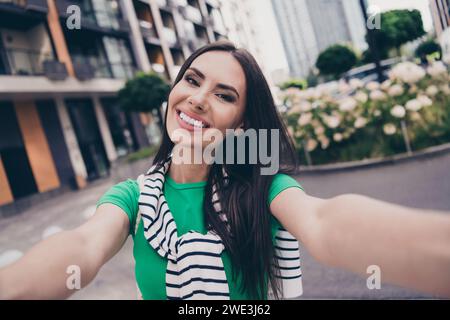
[152,40,299,299]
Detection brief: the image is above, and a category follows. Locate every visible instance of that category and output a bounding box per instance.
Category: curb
[297,142,450,174]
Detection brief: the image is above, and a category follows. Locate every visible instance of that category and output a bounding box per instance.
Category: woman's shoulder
[96,179,140,233]
[267,173,304,232]
[98,179,140,200]
[268,173,304,206]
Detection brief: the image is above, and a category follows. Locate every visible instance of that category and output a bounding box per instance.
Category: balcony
[196,38,208,48]
[0,0,48,13]
[162,27,178,47]
[139,20,160,44]
[156,0,176,11]
[205,0,220,7]
[72,57,136,81]
[55,1,130,34]
[0,48,67,79]
[183,5,203,25]
[187,38,207,51]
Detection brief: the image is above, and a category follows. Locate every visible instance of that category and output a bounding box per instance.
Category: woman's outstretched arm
[270,188,450,297]
[0,203,129,299]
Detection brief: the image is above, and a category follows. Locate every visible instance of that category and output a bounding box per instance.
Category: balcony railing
[205,0,220,7]
[162,27,178,47]
[72,56,136,80]
[55,1,129,32]
[0,0,48,13]
[184,5,203,24]
[1,48,54,76]
[156,0,177,11]
[187,38,208,51]
[139,20,158,39]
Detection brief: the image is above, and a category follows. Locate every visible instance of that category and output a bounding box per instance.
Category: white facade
[220,0,282,87]
[272,0,368,79]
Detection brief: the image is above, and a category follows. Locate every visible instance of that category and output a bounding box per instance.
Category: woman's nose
[188,93,208,111]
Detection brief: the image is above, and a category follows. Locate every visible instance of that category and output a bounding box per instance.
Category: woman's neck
[168,162,210,184]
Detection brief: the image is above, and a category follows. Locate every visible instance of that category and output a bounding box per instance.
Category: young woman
[1,41,449,300]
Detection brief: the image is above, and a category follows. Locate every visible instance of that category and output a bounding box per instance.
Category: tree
[315,44,358,78]
[415,39,442,60]
[360,48,389,65]
[279,78,307,90]
[118,72,170,132]
[369,9,426,58]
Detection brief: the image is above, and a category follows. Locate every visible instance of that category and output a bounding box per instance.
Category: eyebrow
[187,67,240,99]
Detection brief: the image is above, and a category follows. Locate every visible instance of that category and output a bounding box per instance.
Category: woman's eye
[217,94,235,103]
[185,76,199,86]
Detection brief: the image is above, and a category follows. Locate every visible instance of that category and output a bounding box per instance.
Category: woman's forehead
[190,51,246,95]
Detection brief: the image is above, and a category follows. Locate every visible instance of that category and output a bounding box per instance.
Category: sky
[252,0,434,74]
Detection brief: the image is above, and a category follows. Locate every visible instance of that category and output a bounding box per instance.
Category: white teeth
[179,111,206,128]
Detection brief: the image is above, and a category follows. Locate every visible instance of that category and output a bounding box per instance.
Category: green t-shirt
[97,173,303,300]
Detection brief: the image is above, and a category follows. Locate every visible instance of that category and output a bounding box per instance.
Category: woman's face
[166,51,247,149]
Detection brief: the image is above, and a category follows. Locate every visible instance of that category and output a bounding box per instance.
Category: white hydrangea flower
[298,112,313,126]
[318,135,330,149]
[338,97,358,112]
[427,61,447,78]
[304,88,317,100]
[405,99,422,111]
[338,80,351,93]
[374,110,382,117]
[314,125,325,135]
[324,115,340,128]
[287,104,302,115]
[388,84,404,97]
[354,91,368,103]
[426,85,439,96]
[442,54,450,65]
[389,62,426,84]
[440,84,450,95]
[306,139,318,151]
[354,117,368,128]
[311,101,324,109]
[366,81,380,91]
[349,78,364,89]
[300,101,312,112]
[417,95,433,107]
[383,123,397,135]
[380,79,392,90]
[370,90,387,101]
[390,105,406,118]
[285,87,301,96]
[333,133,343,142]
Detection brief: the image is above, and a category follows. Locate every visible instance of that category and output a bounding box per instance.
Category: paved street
[0,151,449,299]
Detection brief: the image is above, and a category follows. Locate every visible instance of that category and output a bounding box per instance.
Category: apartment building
[0,0,228,213]
[271,0,367,79]
[429,0,450,55]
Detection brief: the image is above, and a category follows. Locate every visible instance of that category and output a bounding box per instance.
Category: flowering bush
[279,59,450,165]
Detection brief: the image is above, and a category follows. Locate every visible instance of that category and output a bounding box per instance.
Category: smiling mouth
[176,109,211,129]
